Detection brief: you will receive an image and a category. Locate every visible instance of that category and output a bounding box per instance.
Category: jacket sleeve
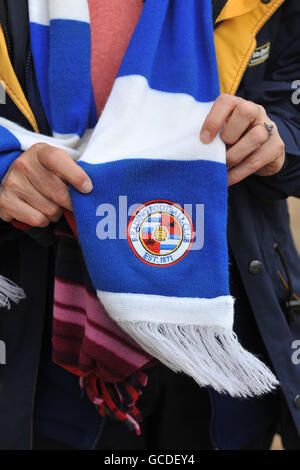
[237,1,300,200]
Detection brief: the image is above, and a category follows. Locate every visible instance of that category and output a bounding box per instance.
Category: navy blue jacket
[0,0,300,450]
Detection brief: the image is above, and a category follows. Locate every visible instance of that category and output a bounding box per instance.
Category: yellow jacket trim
[214,0,285,95]
[0,25,38,132]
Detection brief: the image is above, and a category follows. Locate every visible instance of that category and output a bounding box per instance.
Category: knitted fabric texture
[0,0,278,429]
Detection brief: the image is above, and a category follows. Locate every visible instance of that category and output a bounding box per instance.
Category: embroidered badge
[249,41,271,67]
[127,200,194,266]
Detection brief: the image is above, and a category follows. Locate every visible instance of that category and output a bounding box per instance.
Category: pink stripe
[84,320,148,366]
[55,278,142,343]
[54,300,148,355]
[54,303,86,327]
[53,311,149,367]
[54,278,151,369]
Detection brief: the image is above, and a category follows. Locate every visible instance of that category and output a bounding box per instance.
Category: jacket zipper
[25,50,33,105]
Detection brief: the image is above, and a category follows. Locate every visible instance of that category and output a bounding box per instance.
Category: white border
[97,291,234,329]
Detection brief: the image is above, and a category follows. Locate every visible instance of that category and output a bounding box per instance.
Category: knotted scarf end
[0,275,26,310]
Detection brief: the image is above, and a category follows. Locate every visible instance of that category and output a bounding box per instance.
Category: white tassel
[0,275,26,310]
[118,321,279,397]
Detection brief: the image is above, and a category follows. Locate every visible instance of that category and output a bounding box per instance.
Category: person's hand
[200,94,285,186]
[0,143,93,227]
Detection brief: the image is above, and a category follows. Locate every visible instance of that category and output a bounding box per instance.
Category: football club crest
[127,200,194,266]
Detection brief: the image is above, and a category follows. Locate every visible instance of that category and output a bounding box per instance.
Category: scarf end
[81,371,148,435]
[118,321,279,398]
[0,275,26,310]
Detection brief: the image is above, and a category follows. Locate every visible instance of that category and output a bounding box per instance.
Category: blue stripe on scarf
[30,19,94,136]
[118,0,219,102]
[49,20,92,135]
[71,159,229,299]
[0,128,22,180]
[29,23,51,126]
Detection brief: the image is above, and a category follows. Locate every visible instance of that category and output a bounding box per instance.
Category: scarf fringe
[0,275,26,310]
[118,321,278,398]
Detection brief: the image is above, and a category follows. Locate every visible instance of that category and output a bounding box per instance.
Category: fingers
[34,144,93,193]
[200,94,240,143]
[200,94,285,186]
[221,102,263,145]
[0,207,13,222]
[20,156,73,211]
[0,152,65,226]
[227,135,285,186]
[226,123,270,169]
[18,182,64,222]
[0,143,92,227]
[0,190,50,227]
[200,95,267,147]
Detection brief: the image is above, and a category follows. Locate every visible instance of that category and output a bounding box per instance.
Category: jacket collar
[214,0,286,95]
[212,0,228,25]
[216,0,260,23]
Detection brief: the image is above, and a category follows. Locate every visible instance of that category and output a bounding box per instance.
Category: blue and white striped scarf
[0,0,278,397]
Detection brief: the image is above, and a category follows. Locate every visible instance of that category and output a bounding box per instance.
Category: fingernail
[200,129,211,144]
[81,180,93,193]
